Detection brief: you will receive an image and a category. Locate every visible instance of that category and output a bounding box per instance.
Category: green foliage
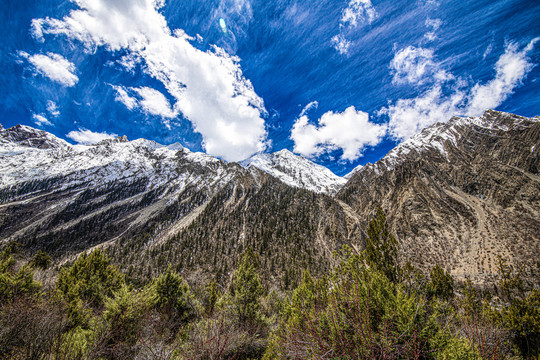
[203,279,219,315]
[427,264,454,301]
[149,266,196,324]
[57,326,97,359]
[430,331,479,360]
[231,247,264,324]
[364,205,400,283]
[30,250,52,270]
[267,248,440,359]
[496,257,540,357]
[0,246,41,304]
[56,249,124,326]
[103,284,146,345]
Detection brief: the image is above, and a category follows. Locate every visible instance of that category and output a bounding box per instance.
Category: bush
[56,249,125,326]
[427,264,454,301]
[149,266,197,326]
[266,250,440,359]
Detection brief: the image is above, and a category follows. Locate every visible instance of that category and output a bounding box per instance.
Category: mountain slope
[0,125,361,286]
[339,110,540,284]
[0,109,538,287]
[240,149,346,194]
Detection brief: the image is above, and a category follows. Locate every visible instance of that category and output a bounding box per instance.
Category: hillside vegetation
[1,208,538,360]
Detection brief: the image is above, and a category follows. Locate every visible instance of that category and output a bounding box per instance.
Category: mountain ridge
[1,109,538,287]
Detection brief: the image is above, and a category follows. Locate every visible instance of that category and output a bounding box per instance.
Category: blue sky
[1,0,539,175]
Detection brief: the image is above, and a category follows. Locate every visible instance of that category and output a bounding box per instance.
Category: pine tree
[231,247,263,323]
[364,205,400,283]
[427,264,454,300]
[149,266,195,324]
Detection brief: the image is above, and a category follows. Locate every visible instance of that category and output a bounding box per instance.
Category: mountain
[344,164,364,179]
[339,110,540,284]
[240,149,346,194]
[0,109,538,287]
[0,125,360,286]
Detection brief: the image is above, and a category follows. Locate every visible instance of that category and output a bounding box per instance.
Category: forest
[1,207,539,359]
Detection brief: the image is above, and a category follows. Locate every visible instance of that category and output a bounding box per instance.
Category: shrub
[56,249,125,326]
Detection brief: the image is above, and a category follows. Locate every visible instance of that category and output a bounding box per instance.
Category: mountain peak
[240,150,346,194]
[1,124,70,149]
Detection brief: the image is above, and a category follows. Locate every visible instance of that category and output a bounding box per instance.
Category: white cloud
[31,0,267,161]
[390,46,452,85]
[291,106,387,161]
[424,18,441,41]
[332,0,377,54]
[111,85,176,127]
[340,0,378,27]
[331,35,352,55]
[382,39,538,140]
[46,100,60,117]
[32,114,53,127]
[381,85,466,139]
[482,43,493,60]
[66,129,118,145]
[111,85,138,110]
[133,87,176,119]
[19,52,78,87]
[467,40,537,115]
[299,101,319,117]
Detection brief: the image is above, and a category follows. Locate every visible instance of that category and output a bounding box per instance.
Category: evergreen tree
[427,264,454,301]
[203,279,219,315]
[149,266,195,324]
[231,247,263,323]
[56,249,124,326]
[30,250,51,270]
[364,205,400,283]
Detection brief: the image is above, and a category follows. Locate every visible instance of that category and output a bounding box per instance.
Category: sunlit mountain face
[1,0,539,175]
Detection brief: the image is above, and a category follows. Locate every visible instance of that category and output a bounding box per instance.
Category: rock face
[0,110,538,286]
[339,110,540,284]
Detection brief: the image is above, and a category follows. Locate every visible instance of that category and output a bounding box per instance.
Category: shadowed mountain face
[339,110,540,284]
[1,110,538,286]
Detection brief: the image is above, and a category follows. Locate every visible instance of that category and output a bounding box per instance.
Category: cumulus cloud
[340,0,378,27]
[466,41,537,115]
[66,129,118,145]
[32,114,53,127]
[112,85,138,110]
[390,46,452,85]
[381,85,466,139]
[19,52,78,87]
[382,39,538,140]
[291,106,387,161]
[31,0,267,161]
[133,87,176,119]
[111,85,176,127]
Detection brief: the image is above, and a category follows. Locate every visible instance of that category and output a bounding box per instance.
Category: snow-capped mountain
[240,149,346,194]
[1,110,538,287]
[0,123,358,284]
[354,110,539,179]
[1,124,226,190]
[344,164,363,179]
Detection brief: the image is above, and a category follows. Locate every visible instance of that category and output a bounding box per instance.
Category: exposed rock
[339,110,540,285]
